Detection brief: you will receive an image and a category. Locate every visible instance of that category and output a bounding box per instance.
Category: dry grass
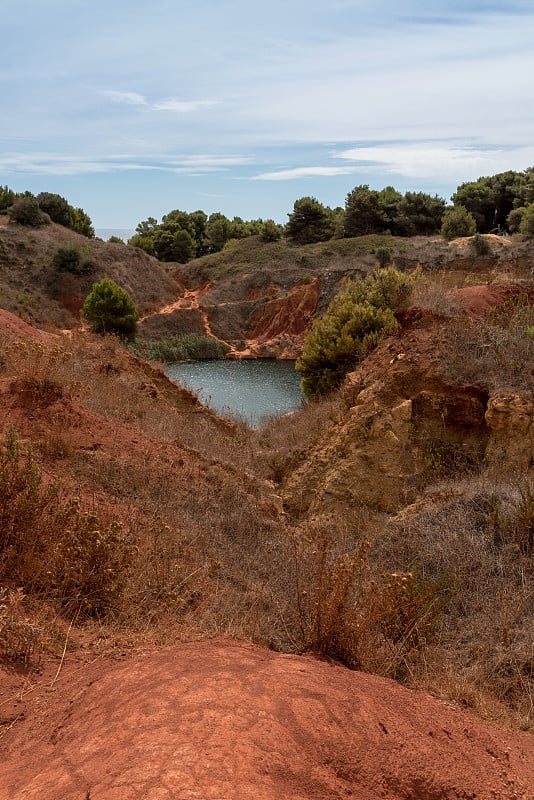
[372,477,534,727]
[409,271,463,317]
[442,295,534,391]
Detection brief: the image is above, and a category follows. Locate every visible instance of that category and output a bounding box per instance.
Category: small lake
[165,359,304,427]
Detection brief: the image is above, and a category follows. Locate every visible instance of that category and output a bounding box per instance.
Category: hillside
[0,218,533,797]
[0,214,182,328]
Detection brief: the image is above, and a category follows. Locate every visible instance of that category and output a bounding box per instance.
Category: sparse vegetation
[1,177,534,733]
[129,333,229,361]
[52,242,93,274]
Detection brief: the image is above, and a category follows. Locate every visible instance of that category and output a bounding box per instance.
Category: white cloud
[172,155,253,168]
[102,92,219,115]
[102,90,147,106]
[335,143,534,181]
[153,100,219,113]
[253,166,358,181]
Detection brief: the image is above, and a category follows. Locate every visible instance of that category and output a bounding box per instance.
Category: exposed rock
[485,393,534,472]
[242,278,320,358]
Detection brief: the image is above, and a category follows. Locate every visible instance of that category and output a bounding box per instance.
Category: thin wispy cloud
[253,166,358,181]
[103,92,219,114]
[2,0,534,225]
[335,144,534,182]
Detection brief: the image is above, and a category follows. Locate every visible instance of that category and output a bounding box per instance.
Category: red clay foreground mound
[2,639,533,799]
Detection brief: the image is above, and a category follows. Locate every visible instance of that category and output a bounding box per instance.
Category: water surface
[165,359,304,427]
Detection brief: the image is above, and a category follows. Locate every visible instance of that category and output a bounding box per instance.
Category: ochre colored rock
[485,393,534,471]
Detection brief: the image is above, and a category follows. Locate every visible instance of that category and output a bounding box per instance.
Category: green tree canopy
[36,192,73,228]
[296,267,410,396]
[82,279,139,339]
[286,196,334,244]
[440,206,477,240]
[452,170,526,232]
[398,192,446,235]
[519,203,534,238]
[0,185,15,212]
[71,207,95,238]
[344,185,385,237]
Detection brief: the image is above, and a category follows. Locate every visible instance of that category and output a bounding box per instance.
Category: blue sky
[1,0,534,229]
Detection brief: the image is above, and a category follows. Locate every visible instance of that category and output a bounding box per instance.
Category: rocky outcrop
[283,307,533,516]
[485,393,534,472]
[240,278,320,358]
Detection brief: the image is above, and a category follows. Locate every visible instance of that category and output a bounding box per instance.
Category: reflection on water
[165,359,304,427]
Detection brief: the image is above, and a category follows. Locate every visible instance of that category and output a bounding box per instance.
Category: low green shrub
[7,197,51,227]
[129,333,229,362]
[470,233,490,256]
[296,267,411,396]
[52,243,93,274]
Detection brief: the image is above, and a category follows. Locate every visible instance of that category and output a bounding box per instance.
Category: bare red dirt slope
[1,639,533,800]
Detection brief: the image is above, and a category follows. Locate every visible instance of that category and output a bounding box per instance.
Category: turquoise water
[165,359,304,427]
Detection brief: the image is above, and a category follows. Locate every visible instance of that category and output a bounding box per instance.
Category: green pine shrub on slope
[296,267,411,396]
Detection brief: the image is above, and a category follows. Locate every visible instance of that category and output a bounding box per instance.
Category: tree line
[3,165,534,258]
[0,186,94,238]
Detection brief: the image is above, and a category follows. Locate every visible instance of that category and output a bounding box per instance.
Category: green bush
[519,203,534,239]
[129,333,229,362]
[0,185,15,212]
[52,243,93,274]
[440,206,477,240]
[470,233,490,256]
[296,267,410,396]
[36,192,73,227]
[375,246,392,267]
[82,278,139,339]
[7,197,51,227]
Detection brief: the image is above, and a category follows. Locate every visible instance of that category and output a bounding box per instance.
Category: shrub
[52,243,93,274]
[129,333,229,362]
[0,425,136,617]
[470,232,490,256]
[296,267,410,396]
[375,246,392,267]
[82,279,139,339]
[506,207,525,233]
[7,197,51,227]
[4,339,76,401]
[519,203,534,239]
[292,523,450,678]
[71,207,95,238]
[0,185,15,212]
[440,205,477,240]
[36,192,73,227]
[261,219,282,242]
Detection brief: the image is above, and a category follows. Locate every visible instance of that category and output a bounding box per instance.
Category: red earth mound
[1,639,533,799]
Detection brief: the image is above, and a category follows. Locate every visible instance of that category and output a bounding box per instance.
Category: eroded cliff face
[485,393,534,472]
[238,278,320,358]
[283,309,533,517]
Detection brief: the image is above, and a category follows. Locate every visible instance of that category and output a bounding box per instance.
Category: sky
[1,0,534,230]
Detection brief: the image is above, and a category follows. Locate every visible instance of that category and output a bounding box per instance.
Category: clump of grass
[0,424,136,618]
[4,338,79,400]
[291,518,451,680]
[129,333,229,362]
[374,478,534,726]
[443,294,534,390]
[0,587,41,666]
